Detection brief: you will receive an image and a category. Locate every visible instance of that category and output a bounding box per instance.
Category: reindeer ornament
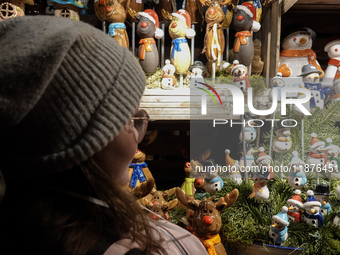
[200,0,236,74]
[169,9,195,86]
[94,0,129,48]
[232,2,261,66]
[176,188,239,255]
[136,9,164,74]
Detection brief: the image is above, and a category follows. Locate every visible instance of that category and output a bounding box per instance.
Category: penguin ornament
[279,25,324,78]
[303,190,324,228]
[136,9,164,74]
[306,133,327,168]
[202,159,224,194]
[287,190,303,223]
[249,166,270,200]
[269,206,289,244]
[273,121,292,153]
[256,147,274,180]
[315,184,333,217]
[288,151,307,189]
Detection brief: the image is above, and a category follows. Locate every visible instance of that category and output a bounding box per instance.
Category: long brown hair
[0,158,163,254]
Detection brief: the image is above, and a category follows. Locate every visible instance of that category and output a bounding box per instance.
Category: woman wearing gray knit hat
[0,17,207,255]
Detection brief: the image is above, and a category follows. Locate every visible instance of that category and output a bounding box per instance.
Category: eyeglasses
[125,109,149,143]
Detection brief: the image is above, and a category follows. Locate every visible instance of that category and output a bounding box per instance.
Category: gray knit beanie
[0,16,145,176]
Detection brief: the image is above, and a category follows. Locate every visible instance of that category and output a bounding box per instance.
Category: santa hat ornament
[172,9,196,39]
[139,9,164,39]
[310,133,325,149]
[272,206,289,226]
[304,190,321,207]
[256,147,271,164]
[237,3,261,32]
[287,189,303,208]
[225,149,237,166]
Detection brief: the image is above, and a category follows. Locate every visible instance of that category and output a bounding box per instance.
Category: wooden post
[132,22,136,56]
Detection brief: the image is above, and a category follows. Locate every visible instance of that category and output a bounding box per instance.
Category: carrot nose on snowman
[237,15,244,21]
[171,23,177,28]
[209,9,216,15]
[141,22,148,28]
[299,37,307,45]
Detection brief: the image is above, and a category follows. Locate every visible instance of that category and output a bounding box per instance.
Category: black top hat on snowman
[188,61,207,74]
[202,159,216,168]
[281,24,316,44]
[238,141,252,154]
[300,64,322,77]
[275,119,293,131]
[315,184,334,196]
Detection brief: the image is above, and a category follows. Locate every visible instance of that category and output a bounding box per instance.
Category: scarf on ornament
[108,23,126,37]
[304,212,324,227]
[139,38,155,60]
[182,178,195,196]
[288,211,301,223]
[197,234,221,255]
[275,136,292,142]
[129,162,147,188]
[308,152,327,163]
[329,59,340,80]
[234,31,252,53]
[280,49,324,77]
[207,23,222,66]
[270,226,287,243]
[233,76,251,88]
[249,181,266,199]
[321,202,332,213]
[171,38,187,59]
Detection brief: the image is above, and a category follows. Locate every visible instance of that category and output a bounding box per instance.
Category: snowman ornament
[189,60,206,85]
[288,151,307,189]
[161,59,176,89]
[287,190,303,223]
[231,60,250,93]
[315,184,333,216]
[333,207,340,226]
[239,112,257,144]
[269,206,289,244]
[279,26,324,77]
[303,190,324,227]
[331,79,340,102]
[225,149,243,185]
[324,138,340,178]
[249,166,270,200]
[323,37,340,88]
[269,72,285,102]
[273,121,292,153]
[300,64,331,110]
[306,133,327,168]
